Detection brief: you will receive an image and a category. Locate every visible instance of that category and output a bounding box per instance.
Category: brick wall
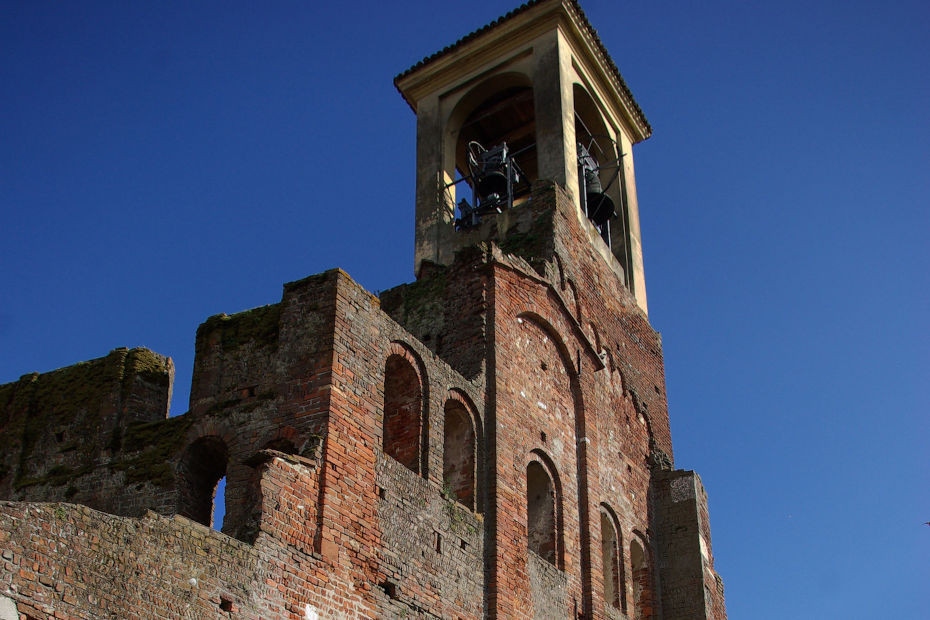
[0,181,726,618]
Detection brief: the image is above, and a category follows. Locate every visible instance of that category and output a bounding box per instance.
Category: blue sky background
[1,1,927,617]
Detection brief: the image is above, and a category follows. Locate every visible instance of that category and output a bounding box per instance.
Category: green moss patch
[109,415,194,487]
[1,348,172,489]
[197,304,281,351]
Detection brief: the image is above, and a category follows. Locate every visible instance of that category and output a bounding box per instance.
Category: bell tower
[395,0,652,312]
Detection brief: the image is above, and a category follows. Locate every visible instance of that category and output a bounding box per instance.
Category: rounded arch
[527,448,565,569]
[382,345,426,475]
[177,435,229,528]
[442,390,479,511]
[446,70,534,133]
[599,503,626,612]
[630,531,655,620]
[445,387,483,441]
[446,71,537,203]
[572,83,613,153]
[387,340,431,474]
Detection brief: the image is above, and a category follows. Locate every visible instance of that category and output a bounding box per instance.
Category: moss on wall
[197,304,282,351]
[109,415,194,487]
[0,347,173,492]
[498,211,554,275]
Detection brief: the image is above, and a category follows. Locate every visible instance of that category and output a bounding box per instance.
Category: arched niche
[442,397,477,510]
[630,533,654,620]
[382,353,424,475]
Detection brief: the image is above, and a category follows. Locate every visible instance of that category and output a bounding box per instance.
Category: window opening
[178,435,229,529]
[453,86,536,229]
[212,476,227,531]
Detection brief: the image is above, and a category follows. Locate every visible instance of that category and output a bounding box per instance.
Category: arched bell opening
[572,84,634,289]
[446,73,537,229]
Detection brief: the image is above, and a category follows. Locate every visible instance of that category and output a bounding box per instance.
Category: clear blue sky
[2,1,927,617]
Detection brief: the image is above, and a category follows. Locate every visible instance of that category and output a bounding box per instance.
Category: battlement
[0,2,727,617]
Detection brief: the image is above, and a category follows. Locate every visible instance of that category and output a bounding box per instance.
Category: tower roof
[394,0,651,140]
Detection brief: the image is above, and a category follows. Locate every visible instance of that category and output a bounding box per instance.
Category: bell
[476,169,509,202]
[475,143,512,204]
[578,144,615,226]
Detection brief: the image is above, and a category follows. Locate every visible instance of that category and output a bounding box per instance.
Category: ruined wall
[654,471,726,620]
[0,182,725,619]
[0,347,180,517]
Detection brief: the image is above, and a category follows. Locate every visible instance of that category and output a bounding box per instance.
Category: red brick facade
[1,181,726,619]
[0,2,727,616]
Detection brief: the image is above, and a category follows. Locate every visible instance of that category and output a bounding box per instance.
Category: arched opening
[526,460,557,565]
[631,536,654,620]
[382,354,422,474]
[449,74,536,226]
[573,83,633,287]
[178,435,229,529]
[600,507,624,611]
[442,399,476,509]
[263,437,297,454]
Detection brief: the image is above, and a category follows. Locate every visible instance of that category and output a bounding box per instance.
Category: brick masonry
[1,180,725,619]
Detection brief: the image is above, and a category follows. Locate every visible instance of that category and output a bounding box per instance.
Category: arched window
[600,506,625,611]
[573,83,634,288]
[177,436,228,529]
[631,535,654,620]
[526,460,557,564]
[442,399,476,509]
[382,354,422,474]
[447,73,537,226]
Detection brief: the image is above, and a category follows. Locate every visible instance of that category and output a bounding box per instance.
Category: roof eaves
[393,0,651,138]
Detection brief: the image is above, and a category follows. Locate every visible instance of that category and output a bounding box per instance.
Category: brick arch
[527,449,565,570]
[177,434,229,529]
[442,389,480,511]
[383,341,429,476]
[629,530,655,620]
[516,311,596,612]
[445,388,482,439]
[599,502,626,613]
